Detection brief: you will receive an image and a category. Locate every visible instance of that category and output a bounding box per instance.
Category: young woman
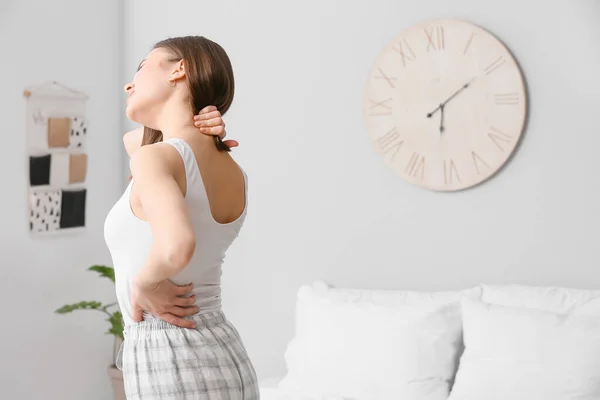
[104,36,259,399]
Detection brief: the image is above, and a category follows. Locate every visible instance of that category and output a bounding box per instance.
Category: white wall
[0,0,124,399]
[4,0,593,392]
[124,0,600,381]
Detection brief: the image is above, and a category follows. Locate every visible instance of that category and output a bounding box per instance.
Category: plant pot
[108,365,126,400]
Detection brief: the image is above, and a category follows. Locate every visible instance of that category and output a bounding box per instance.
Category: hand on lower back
[131,278,199,329]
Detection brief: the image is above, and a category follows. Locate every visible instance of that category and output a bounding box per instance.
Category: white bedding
[259,388,308,400]
[276,281,469,400]
[260,387,346,400]
[259,388,289,400]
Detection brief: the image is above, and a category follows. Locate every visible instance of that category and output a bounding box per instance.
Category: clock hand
[426,102,445,134]
[427,104,442,118]
[426,77,476,118]
[439,103,445,133]
[440,79,473,106]
[426,103,444,134]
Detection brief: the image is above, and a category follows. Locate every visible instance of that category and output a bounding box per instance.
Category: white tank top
[103,138,248,326]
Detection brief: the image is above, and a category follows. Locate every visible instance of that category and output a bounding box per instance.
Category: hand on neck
[153,99,213,146]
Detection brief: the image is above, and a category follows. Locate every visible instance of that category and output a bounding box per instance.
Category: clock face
[364,19,527,191]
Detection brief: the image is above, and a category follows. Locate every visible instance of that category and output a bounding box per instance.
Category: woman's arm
[129,144,195,286]
[123,106,232,329]
[129,144,200,328]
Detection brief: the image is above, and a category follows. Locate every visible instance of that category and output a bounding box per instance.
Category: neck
[154,100,211,145]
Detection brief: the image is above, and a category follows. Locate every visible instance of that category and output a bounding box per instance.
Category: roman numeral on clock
[405,152,425,179]
[376,127,403,160]
[471,151,490,175]
[463,32,475,55]
[494,92,520,105]
[487,127,512,152]
[425,25,445,52]
[484,56,506,76]
[368,97,392,116]
[392,39,416,67]
[443,159,461,185]
[374,68,397,89]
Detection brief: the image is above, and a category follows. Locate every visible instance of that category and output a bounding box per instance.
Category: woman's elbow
[164,237,196,272]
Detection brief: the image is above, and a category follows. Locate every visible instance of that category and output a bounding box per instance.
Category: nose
[124,83,134,93]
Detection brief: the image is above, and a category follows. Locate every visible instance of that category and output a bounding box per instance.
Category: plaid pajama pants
[119,311,260,400]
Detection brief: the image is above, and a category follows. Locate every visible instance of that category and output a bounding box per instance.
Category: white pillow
[278,281,477,400]
[448,296,600,400]
[479,283,600,315]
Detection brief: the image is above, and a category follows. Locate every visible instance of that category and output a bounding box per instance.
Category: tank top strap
[162,137,201,195]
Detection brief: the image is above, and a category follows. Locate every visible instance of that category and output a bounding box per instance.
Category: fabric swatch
[29,154,51,186]
[68,117,87,149]
[69,153,87,183]
[47,117,71,148]
[60,189,86,228]
[29,190,61,233]
[49,153,70,187]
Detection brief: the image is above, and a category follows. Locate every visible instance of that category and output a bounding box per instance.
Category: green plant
[55,265,124,341]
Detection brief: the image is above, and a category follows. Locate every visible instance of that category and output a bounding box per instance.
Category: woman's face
[124,48,178,127]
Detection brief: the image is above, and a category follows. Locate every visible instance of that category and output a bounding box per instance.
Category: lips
[126,90,135,103]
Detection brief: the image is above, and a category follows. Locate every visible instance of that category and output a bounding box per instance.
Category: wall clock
[364,19,527,191]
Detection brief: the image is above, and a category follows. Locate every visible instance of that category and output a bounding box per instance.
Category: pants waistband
[116,310,227,371]
[124,310,226,336]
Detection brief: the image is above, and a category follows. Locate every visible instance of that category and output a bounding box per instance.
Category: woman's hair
[141,36,235,152]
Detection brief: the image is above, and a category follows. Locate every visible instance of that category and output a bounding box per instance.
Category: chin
[125,98,159,128]
[125,104,145,126]
[125,102,136,120]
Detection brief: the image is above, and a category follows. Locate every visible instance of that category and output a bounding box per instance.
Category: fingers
[222,139,239,148]
[196,119,225,129]
[198,126,226,138]
[194,110,222,124]
[193,108,227,141]
[176,283,195,296]
[198,105,217,115]
[169,305,200,317]
[132,303,144,322]
[173,295,196,307]
[160,313,196,329]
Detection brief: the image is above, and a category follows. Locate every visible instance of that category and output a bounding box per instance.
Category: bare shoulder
[129,142,181,180]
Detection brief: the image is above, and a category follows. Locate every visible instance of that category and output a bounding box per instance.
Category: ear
[168,59,186,85]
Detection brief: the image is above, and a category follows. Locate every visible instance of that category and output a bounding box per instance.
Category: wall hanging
[24,81,88,236]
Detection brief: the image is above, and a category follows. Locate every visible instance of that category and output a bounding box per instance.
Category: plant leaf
[55,301,103,314]
[88,265,115,283]
[107,311,124,340]
[101,302,118,312]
